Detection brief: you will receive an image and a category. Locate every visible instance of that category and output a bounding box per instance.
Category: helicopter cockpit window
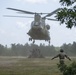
[34,14,41,22]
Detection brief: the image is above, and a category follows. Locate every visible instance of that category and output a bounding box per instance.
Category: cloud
[16,20,32,30]
[16,0,48,4]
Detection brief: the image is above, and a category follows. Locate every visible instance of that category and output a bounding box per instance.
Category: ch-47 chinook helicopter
[4,8,60,44]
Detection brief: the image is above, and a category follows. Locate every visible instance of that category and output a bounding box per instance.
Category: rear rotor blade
[7,8,35,14]
[46,18,58,21]
[43,8,61,18]
[3,15,34,18]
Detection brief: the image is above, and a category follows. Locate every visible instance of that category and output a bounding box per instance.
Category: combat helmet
[60,49,64,52]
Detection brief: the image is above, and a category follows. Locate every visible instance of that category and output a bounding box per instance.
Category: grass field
[0,56,76,75]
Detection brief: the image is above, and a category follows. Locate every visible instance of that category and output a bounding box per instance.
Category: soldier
[51,49,71,65]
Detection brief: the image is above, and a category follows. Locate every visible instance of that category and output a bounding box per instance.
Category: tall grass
[0,57,75,75]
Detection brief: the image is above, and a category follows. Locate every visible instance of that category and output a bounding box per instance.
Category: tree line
[0,42,76,56]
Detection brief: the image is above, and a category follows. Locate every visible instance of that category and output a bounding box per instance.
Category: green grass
[0,57,75,75]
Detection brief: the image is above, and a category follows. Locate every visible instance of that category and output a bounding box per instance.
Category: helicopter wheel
[49,40,50,45]
[29,38,30,41]
[29,38,32,41]
[33,40,35,44]
[30,38,32,41]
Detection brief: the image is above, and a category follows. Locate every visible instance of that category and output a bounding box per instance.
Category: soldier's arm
[65,55,71,61]
[51,54,59,60]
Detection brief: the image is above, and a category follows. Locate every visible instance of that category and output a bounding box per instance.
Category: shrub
[58,61,76,75]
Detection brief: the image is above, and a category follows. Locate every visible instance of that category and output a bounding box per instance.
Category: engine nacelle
[46,25,50,30]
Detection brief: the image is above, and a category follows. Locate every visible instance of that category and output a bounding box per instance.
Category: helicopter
[4,8,60,44]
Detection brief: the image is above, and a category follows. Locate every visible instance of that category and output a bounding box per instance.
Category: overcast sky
[0,0,76,47]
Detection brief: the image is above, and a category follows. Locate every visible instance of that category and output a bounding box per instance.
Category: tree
[0,44,5,55]
[56,0,76,28]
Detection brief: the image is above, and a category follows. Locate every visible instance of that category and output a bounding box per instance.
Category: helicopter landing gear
[29,38,32,41]
[29,38,35,44]
[45,40,50,45]
[49,40,50,45]
[33,40,35,44]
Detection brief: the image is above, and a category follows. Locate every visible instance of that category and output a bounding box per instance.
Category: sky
[0,0,76,47]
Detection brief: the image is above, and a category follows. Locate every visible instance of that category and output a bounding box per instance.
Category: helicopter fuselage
[27,22,50,40]
[27,13,50,41]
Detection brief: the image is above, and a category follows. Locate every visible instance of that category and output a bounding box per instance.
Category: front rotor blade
[7,8,51,15]
[17,12,50,15]
[43,8,61,18]
[3,15,34,18]
[7,8,35,14]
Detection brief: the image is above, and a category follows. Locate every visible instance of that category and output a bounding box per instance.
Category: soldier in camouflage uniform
[51,49,71,65]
